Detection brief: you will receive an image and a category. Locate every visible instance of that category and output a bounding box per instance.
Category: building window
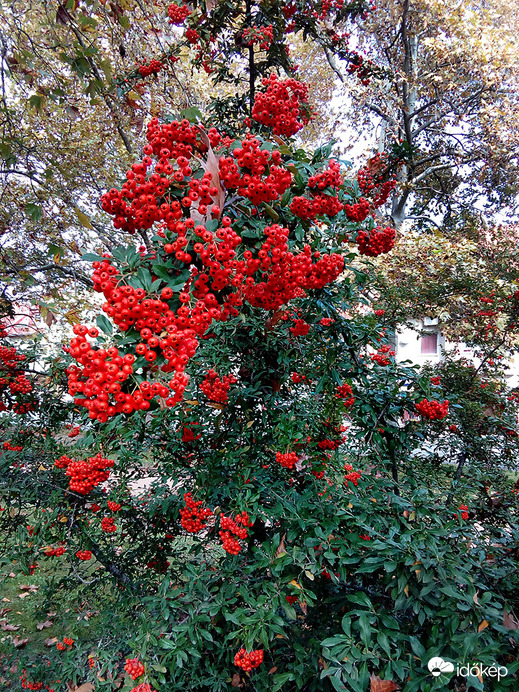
[421,332,438,355]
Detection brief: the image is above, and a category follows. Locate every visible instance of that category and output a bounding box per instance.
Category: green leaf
[28,94,45,112]
[96,314,113,335]
[25,202,42,222]
[358,613,372,647]
[179,106,203,122]
[81,252,104,262]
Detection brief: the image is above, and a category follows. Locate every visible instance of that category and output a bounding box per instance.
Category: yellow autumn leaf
[75,209,93,229]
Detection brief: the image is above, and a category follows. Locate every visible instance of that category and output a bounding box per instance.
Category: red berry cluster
[168,2,190,24]
[107,500,122,512]
[44,546,65,557]
[344,463,362,487]
[458,504,469,520]
[125,658,145,680]
[3,441,23,451]
[291,192,343,220]
[0,340,36,414]
[100,118,205,233]
[285,595,298,604]
[374,309,385,317]
[242,24,273,50]
[276,451,298,469]
[8,372,32,394]
[54,454,74,469]
[56,637,74,650]
[138,59,163,77]
[290,319,310,336]
[346,51,374,86]
[0,344,25,368]
[316,421,347,450]
[101,517,117,533]
[130,685,157,692]
[200,370,237,403]
[252,74,312,137]
[344,197,370,222]
[430,376,441,385]
[291,372,308,384]
[357,155,396,208]
[66,318,191,421]
[356,226,396,257]
[319,317,335,326]
[185,27,200,44]
[234,649,264,671]
[76,550,92,561]
[415,399,449,420]
[67,425,81,438]
[20,674,45,690]
[180,492,212,533]
[241,228,344,309]
[370,344,395,366]
[336,382,354,407]
[219,512,252,554]
[219,136,291,205]
[56,453,115,495]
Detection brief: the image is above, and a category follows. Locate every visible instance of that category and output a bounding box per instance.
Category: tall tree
[330,0,519,229]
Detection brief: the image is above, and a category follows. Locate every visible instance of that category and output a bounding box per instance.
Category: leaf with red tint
[370,675,400,692]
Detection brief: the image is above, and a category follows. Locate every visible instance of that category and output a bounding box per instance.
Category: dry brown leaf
[370,675,401,691]
[0,608,11,616]
[45,637,58,646]
[2,598,11,603]
[68,684,94,692]
[36,620,53,631]
[18,593,30,599]
[268,666,278,674]
[300,599,308,615]
[275,533,287,558]
[8,572,16,578]
[19,584,38,591]
[11,636,29,648]
[1,621,20,631]
[231,673,243,688]
[478,619,489,632]
[503,610,519,630]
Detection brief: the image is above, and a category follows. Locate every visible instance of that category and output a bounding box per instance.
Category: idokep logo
[427,657,454,677]
[427,657,508,681]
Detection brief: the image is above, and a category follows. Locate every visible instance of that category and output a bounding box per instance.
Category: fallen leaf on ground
[0,608,11,616]
[36,620,53,630]
[19,584,38,591]
[45,637,58,646]
[8,573,16,578]
[1,621,20,631]
[18,593,30,599]
[11,636,29,648]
